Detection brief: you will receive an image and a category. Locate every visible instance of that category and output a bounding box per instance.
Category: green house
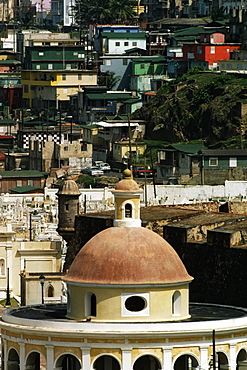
[24,46,86,70]
[130,56,168,92]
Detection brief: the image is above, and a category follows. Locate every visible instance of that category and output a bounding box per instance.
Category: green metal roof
[0,170,47,178]
[132,56,166,63]
[9,185,43,193]
[86,93,133,100]
[173,27,205,37]
[80,124,101,129]
[163,144,207,154]
[0,60,21,65]
[101,32,146,39]
[124,98,142,104]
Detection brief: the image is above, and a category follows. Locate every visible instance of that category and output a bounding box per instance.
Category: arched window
[48,284,54,297]
[174,354,199,370]
[93,355,120,370]
[8,348,19,370]
[91,294,96,316]
[125,203,132,218]
[172,291,181,315]
[55,354,81,370]
[133,355,161,370]
[85,292,97,317]
[0,259,5,276]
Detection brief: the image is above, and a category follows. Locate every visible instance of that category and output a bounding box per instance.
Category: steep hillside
[132,70,247,146]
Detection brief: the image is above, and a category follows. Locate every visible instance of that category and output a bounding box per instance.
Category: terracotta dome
[56,176,81,196]
[114,169,142,192]
[64,227,193,285]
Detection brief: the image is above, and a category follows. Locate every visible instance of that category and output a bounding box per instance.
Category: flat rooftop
[7,303,247,323]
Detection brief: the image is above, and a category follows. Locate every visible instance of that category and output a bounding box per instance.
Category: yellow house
[112,140,147,162]
[21,69,97,110]
[81,124,104,147]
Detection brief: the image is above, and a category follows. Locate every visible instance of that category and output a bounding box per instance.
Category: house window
[115,42,120,46]
[64,88,68,94]
[17,180,22,187]
[48,64,53,70]
[124,41,129,46]
[65,203,69,211]
[36,65,41,70]
[229,157,237,167]
[39,51,44,56]
[78,74,82,80]
[28,179,33,186]
[140,64,145,69]
[73,52,78,55]
[105,59,111,66]
[78,53,84,58]
[132,41,137,46]
[209,157,218,166]
[24,85,28,93]
[123,59,128,65]
[210,46,215,54]
[172,291,181,315]
[197,46,202,54]
[62,74,66,80]
[66,64,71,70]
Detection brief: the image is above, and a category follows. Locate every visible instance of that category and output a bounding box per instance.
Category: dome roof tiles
[65,227,193,286]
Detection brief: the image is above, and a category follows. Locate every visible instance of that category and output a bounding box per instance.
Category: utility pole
[128,114,132,168]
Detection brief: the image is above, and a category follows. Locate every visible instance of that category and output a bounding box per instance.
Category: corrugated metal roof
[86,93,132,100]
[101,32,146,39]
[0,170,47,178]
[201,149,247,156]
[9,185,43,193]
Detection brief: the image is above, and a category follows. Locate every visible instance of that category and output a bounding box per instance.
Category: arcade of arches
[3,348,247,370]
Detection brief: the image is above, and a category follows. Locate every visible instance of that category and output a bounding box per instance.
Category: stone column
[229,343,236,370]
[81,348,90,370]
[19,342,25,370]
[200,345,209,370]
[122,349,132,370]
[163,347,172,370]
[46,344,54,370]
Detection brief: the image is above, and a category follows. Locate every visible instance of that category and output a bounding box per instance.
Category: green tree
[98,72,121,89]
[210,6,227,21]
[110,0,136,23]
[74,0,112,25]
[73,0,136,25]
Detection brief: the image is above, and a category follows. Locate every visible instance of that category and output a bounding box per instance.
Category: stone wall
[172,241,247,308]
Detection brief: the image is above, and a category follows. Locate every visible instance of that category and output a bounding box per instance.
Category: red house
[181,32,241,70]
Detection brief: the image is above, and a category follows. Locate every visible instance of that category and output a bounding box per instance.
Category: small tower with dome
[112,168,143,227]
[56,175,81,244]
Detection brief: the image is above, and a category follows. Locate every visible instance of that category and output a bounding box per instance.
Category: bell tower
[112,169,143,228]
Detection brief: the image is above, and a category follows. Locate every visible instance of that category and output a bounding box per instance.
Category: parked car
[132,166,153,178]
[97,162,111,172]
[81,167,104,176]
